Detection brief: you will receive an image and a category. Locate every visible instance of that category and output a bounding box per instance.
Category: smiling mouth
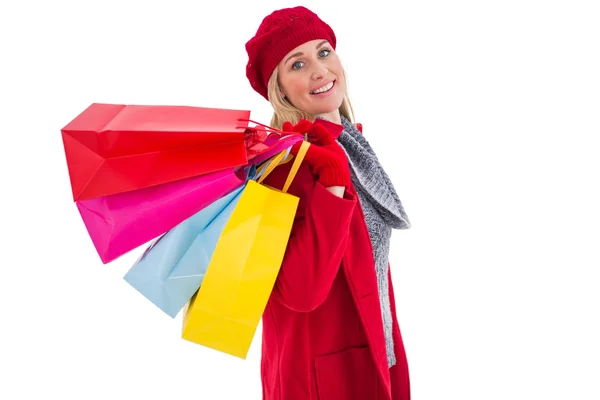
[310,80,335,94]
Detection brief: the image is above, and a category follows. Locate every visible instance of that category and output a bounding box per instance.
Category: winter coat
[259,120,411,400]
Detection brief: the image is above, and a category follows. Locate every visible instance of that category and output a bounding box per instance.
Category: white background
[1,0,599,399]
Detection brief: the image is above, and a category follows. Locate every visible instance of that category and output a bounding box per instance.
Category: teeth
[311,81,334,94]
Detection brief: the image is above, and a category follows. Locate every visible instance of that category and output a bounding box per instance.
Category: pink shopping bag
[77,167,245,264]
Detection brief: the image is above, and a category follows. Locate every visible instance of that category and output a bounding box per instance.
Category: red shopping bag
[61,103,250,201]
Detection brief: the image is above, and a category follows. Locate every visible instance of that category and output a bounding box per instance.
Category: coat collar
[313,116,364,139]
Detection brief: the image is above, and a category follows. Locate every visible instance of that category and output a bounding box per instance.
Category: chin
[313,98,344,115]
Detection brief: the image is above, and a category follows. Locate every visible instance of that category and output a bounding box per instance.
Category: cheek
[334,67,346,92]
[326,54,343,74]
[291,80,309,97]
[281,76,308,99]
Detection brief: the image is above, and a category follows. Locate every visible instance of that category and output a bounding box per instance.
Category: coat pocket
[314,346,379,400]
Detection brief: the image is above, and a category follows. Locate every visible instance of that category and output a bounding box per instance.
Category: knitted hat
[245,6,337,101]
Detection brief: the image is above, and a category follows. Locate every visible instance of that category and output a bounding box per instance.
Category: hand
[288,137,351,189]
[282,119,346,158]
[282,119,312,136]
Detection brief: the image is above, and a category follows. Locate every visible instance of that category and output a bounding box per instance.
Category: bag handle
[257,141,310,193]
[282,141,309,193]
[255,148,290,182]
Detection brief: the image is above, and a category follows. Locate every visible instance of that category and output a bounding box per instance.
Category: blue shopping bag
[123,186,244,318]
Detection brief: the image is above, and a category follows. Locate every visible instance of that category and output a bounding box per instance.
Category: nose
[311,61,328,80]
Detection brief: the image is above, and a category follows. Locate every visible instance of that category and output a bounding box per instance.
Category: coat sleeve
[262,164,357,312]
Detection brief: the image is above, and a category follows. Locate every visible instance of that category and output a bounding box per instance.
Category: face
[277,39,346,120]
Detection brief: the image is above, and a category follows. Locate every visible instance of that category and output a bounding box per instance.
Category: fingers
[282,119,313,134]
[282,119,336,147]
[293,119,313,134]
[282,121,294,132]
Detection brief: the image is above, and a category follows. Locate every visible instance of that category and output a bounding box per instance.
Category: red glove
[308,122,347,159]
[282,119,346,158]
[282,119,351,187]
[282,119,312,136]
[289,140,350,187]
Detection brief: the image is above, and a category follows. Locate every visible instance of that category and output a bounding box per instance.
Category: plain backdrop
[1,0,599,399]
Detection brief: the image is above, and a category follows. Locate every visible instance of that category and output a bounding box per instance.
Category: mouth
[310,80,335,95]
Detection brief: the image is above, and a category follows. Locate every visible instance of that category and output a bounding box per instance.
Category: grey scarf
[334,115,411,368]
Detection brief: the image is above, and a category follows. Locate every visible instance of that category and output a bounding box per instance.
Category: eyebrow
[284,40,330,65]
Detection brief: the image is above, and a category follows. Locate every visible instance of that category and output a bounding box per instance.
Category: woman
[245,6,412,400]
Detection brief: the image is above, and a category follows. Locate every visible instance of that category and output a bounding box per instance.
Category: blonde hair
[267,66,356,130]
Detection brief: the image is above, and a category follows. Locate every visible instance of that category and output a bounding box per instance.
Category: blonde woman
[245,6,412,400]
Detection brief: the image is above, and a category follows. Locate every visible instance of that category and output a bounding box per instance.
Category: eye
[319,49,331,58]
[292,61,305,70]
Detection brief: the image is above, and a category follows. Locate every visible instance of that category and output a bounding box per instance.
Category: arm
[263,164,357,312]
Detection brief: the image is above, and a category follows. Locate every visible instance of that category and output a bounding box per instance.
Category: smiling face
[276,39,346,120]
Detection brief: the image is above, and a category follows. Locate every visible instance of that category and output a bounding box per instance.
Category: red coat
[260,120,411,400]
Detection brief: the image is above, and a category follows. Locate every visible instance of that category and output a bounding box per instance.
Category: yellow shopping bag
[181,141,310,358]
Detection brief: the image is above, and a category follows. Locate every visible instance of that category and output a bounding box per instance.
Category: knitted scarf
[334,115,411,368]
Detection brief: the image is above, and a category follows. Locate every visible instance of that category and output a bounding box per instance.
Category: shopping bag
[77,167,245,264]
[181,141,310,359]
[123,186,244,318]
[122,146,296,318]
[61,103,249,201]
[248,131,304,165]
[244,125,303,162]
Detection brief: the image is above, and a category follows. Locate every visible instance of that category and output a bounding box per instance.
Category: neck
[314,109,341,125]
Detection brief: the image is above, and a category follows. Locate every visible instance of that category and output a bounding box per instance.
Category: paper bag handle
[257,141,310,193]
[255,148,290,181]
